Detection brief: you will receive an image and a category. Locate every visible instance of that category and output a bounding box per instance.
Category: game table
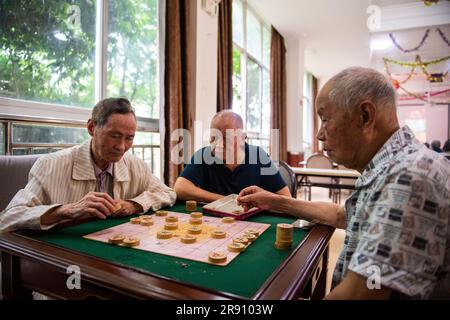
[0,203,334,300]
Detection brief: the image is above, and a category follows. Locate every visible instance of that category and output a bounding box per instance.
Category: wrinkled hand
[111,200,143,217]
[237,185,277,212]
[60,192,116,221]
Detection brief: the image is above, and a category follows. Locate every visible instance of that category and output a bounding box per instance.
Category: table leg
[1,251,32,300]
[311,245,329,299]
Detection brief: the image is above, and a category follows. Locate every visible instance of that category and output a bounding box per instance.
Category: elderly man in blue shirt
[174,110,291,203]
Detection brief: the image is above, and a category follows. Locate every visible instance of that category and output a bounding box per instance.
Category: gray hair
[328,67,396,114]
[92,97,136,127]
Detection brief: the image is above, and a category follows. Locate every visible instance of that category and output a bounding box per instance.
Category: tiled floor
[297,186,350,295]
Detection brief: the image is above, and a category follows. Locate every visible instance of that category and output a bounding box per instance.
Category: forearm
[0,187,63,232]
[275,186,292,197]
[0,203,63,232]
[272,195,346,229]
[131,183,177,212]
[325,271,391,300]
[121,200,143,214]
[174,178,223,203]
[40,204,71,226]
[176,186,223,203]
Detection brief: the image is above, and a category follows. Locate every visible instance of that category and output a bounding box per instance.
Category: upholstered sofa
[0,154,41,299]
[0,155,41,211]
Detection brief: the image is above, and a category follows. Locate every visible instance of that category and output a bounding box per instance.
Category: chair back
[305,153,334,184]
[277,161,297,198]
[0,155,41,211]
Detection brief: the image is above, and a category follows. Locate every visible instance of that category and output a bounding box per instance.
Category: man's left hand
[112,200,143,217]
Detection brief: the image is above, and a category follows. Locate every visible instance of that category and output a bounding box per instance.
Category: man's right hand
[237,185,278,212]
[41,192,117,226]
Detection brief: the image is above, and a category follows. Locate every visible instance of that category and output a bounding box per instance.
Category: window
[0,0,161,177]
[232,0,270,152]
[1,117,161,178]
[12,123,89,146]
[10,122,89,155]
[0,0,96,108]
[132,131,161,177]
[107,0,159,119]
[0,0,159,117]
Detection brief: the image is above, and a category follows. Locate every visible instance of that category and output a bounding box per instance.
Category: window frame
[0,0,164,178]
[0,114,161,178]
[0,0,161,133]
[232,0,271,151]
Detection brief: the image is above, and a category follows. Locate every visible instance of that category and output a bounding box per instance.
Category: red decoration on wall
[392,79,400,90]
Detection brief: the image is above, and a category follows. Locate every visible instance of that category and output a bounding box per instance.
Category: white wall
[303,5,371,88]
[193,0,219,149]
[397,105,449,144]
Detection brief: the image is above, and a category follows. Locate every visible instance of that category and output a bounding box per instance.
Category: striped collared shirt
[0,139,177,232]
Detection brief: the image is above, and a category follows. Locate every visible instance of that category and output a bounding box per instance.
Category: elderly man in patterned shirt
[0,98,176,232]
[237,67,450,299]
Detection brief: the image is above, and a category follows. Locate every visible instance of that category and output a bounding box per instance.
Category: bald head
[211,110,244,131]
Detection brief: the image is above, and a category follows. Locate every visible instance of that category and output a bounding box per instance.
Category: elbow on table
[166,189,178,205]
[173,178,191,201]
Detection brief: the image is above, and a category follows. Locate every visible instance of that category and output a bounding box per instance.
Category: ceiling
[247,0,449,86]
[248,0,379,39]
[248,0,385,81]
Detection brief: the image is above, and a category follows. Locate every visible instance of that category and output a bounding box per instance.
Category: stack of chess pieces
[274,223,293,250]
[185,200,197,211]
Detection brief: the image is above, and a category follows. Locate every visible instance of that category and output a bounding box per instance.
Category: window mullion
[95,0,109,102]
[242,53,247,132]
[259,65,263,138]
[242,1,248,132]
[260,19,263,69]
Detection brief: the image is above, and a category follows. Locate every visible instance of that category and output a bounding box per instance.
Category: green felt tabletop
[32,203,309,298]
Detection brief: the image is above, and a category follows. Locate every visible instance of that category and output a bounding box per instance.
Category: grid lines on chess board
[84,211,270,266]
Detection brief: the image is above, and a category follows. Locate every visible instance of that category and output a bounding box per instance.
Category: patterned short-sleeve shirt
[332,126,450,299]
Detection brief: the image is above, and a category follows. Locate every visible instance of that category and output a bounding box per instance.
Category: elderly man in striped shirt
[0,98,176,232]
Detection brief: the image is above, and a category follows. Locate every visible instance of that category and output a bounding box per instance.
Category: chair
[0,155,41,211]
[303,153,339,202]
[0,154,41,300]
[277,161,297,198]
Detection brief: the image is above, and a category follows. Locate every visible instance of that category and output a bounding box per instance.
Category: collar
[356,125,416,188]
[210,143,249,165]
[93,162,113,177]
[72,139,130,182]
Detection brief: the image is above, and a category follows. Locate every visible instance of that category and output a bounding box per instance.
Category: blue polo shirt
[179,143,286,195]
